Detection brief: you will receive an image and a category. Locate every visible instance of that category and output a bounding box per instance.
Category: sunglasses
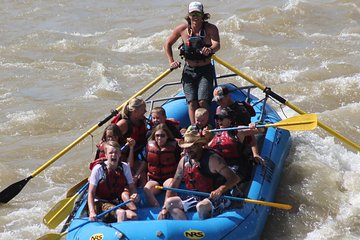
[214,115,229,121]
[155,133,166,138]
[189,12,203,17]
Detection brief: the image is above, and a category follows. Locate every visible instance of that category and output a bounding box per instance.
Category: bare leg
[116,208,126,222]
[188,100,199,125]
[165,196,187,220]
[144,180,161,207]
[196,199,212,220]
[121,190,137,211]
[125,209,138,220]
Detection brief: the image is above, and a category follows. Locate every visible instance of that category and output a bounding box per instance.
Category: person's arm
[158,158,184,218]
[126,138,136,169]
[165,157,184,199]
[87,166,102,221]
[128,182,139,203]
[250,135,265,165]
[209,24,220,53]
[164,24,186,69]
[88,183,97,221]
[208,154,240,199]
[201,24,220,56]
[116,119,128,136]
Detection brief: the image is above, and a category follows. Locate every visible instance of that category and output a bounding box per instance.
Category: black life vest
[229,101,256,126]
[179,23,210,61]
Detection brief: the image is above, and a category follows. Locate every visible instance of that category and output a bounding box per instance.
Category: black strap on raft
[263,87,286,104]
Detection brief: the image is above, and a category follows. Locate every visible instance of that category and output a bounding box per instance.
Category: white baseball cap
[188,2,204,13]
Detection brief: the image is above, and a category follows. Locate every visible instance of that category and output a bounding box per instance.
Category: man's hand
[170,61,181,69]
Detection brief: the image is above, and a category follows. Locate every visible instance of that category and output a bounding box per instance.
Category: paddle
[66,178,88,198]
[211,55,360,152]
[37,199,133,240]
[0,68,174,204]
[156,186,292,210]
[43,182,89,229]
[210,113,317,133]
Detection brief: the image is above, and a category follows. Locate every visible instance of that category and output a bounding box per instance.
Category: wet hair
[101,123,126,145]
[148,123,174,142]
[151,106,166,117]
[121,96,146,119]
[104,140,121,153]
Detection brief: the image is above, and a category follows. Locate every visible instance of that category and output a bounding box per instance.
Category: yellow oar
[210,113,317,132]
[212,54,360,152]
[38,199,133,240]
[156,186,292,210]
[43,182,89,229]
[0,68,174,204]
[65,178,88,198]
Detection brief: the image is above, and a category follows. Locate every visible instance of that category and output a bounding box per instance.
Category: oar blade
[36,233,62,240]
[270,113,317,131]
[66,178,88,198]
[43,197,76,229]
[0,177,31,204]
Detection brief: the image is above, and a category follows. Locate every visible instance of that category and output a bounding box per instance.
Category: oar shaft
[57,199,133,239]
[212,55,360,152]
[31,68,173,178]
[158,186,292,210]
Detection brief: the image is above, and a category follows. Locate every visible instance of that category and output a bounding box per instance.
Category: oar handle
[156,186,292,210]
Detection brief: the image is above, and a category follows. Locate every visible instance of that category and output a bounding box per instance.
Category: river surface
[0,1,359,239]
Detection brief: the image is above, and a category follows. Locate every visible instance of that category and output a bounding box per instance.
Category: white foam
[112,30,168,53]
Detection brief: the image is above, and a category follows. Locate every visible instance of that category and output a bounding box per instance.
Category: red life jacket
[209,131,243,166]
[91,160,127,200]
[112,114,147,150]
[146,140,179,183]
[95,142,106,159]
[183,150,216,193]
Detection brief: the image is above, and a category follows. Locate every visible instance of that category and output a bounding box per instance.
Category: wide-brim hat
[178,132,208,148]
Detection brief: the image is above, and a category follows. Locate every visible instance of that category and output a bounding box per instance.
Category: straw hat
[178,132,208,148]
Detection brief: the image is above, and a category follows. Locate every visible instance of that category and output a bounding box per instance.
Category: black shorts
[181,64,215,103]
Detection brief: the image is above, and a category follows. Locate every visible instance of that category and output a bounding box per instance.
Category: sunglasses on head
[189,12,203,17]
[155,133,166,138]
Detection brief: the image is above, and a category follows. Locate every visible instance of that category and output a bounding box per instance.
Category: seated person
[213,86,264,165]
[112,96,148,187]
[147,107,182,140]
[88,141,139,222]
[212,86,256,126]
[94,123,131,160]
[144,124,181,207]
[184,107,213,142]
[209,108,250,179]
[158,132,239,220]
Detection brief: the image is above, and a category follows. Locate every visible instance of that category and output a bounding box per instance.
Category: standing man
[164,2,220,124]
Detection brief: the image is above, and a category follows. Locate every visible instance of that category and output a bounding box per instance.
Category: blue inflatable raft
[62,79,291,240]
